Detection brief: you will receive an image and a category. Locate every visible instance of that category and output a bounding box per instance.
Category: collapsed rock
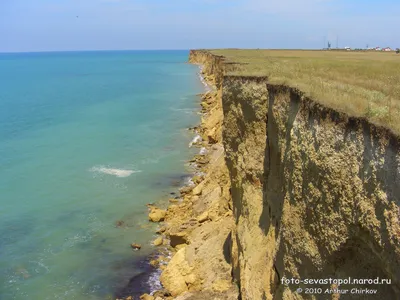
[196,211,209,223]
[160,247,193,297]
[152,290,171,299]
[115,220,124,228]
[150,259,159,267]
[153,236,163,246]
[191,175,203,184]
[192,182,204,196]
[169,231,189,248]
[130,243,141,250]
[169,198,180,204]
[139,294,154,300]
[148,207,167,222]
[180,186,193,195]
[156,226,167,234]
[151,255,167,268]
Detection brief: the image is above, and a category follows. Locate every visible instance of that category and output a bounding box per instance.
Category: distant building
[383,47,392,51]
[344,46,351,50]
[375,47,382,51]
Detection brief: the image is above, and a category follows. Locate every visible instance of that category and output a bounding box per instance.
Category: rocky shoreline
[118,64,238,300]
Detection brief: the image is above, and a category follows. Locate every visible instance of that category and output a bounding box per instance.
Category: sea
[0,50,205,299]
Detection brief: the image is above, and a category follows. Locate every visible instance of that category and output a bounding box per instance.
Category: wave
[199,147,208,155]
[90,166,141,178]
[183,175,195,187]
[189,134,202,147]
[148,268,163,294]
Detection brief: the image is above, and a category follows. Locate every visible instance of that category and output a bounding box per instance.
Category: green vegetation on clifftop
[209,49,400,134]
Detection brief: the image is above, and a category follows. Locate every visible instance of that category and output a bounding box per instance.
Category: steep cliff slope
[189,50,400,300]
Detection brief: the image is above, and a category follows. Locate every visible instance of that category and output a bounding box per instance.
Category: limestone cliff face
[189,50,225,89]
[189,50,400,300]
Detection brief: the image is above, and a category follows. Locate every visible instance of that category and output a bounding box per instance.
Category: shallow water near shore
[0,50,204,299]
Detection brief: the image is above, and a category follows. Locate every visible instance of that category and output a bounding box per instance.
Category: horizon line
[0,49,194,54]
[0,47,329,55]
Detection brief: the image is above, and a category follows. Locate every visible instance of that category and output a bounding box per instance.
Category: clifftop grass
[209,49,400,134]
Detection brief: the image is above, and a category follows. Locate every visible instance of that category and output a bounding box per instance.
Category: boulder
[153,237,163,246]
[169,231,188,248]
[150,259,159,267]
[158,255,166,263]
[160,248,192,297]
[153,290,171,299]
[149,207,167,222]
[200,102,209,110]
[196,157,209,165]
[190,196,199,203]
[115,220,124,228]
[151,256,167,268]
[175,244,187,251]
[192,182,204,196]
[130,243,141,250]
[167,204,178,213]
[140,294,155,300]
[191,175,203,184]
[179,186,193,195]
[156,226,167,234]
[197,211,209,223]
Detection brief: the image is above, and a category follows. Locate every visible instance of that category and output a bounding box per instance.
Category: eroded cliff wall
[189,50,400,300]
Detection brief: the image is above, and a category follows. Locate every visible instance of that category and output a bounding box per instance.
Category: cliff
[186,50,400,300]
[141,51,400,300]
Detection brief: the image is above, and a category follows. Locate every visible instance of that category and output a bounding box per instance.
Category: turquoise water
[0,51,204,299]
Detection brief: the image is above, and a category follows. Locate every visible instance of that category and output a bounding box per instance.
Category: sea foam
[199,147,208,155]
[90,166,141,177]
[189,134,202,147]
[148,268,163,294]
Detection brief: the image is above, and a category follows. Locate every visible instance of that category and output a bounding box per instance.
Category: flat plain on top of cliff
[210,49,400,135]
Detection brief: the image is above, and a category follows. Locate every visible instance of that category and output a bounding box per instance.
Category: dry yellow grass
[210,49,400,134]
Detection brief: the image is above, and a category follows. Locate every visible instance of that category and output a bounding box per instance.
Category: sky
[0,0,399,52]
